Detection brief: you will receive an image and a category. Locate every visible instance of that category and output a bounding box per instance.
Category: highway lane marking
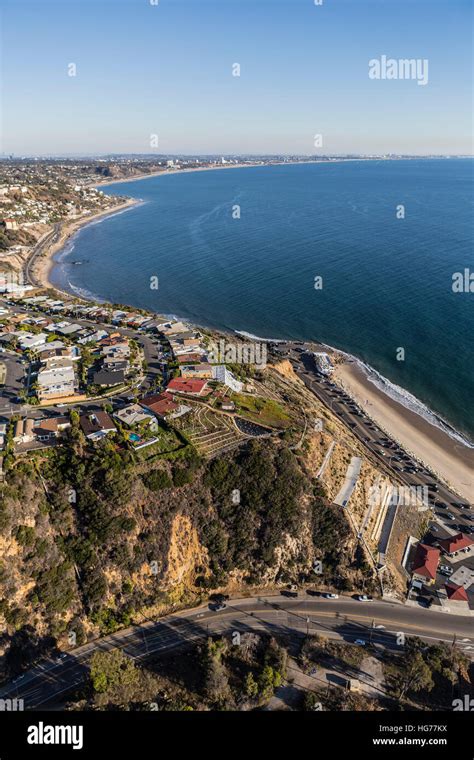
[3,603,472,700]
[209,606,472,634]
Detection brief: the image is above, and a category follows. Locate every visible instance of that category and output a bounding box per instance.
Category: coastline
[31,197,141,290]
[93,157,379,188]
[333,360,474,503]
[33,164,474,504]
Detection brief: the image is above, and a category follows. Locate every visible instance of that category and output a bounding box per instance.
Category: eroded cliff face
[0,357,413,670]
[165,514,209,588]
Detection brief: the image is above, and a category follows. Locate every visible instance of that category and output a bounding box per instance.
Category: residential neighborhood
[0,291,270,466]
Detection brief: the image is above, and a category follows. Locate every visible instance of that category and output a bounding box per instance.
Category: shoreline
[94,157,381,188]
[332,360,474,503]
[32,164,474,503]
[30,197,141,290]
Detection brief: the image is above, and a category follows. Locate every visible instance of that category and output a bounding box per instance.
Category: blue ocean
[50,159,474,441]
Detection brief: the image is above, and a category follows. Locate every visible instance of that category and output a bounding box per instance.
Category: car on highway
[357,595,373,602]
[354,639,366,646]
[323,593,339,599]
[12,674,25,683]
[209,601,227,612]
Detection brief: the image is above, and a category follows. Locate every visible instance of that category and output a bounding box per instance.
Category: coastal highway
[275,344,473,535]
[1,594,473,710]
[23,223,61,289]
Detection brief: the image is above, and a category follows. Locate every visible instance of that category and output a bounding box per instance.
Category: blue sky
[1,0,472,155]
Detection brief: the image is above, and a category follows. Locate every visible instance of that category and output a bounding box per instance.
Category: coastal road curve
[23,223,61,288]
[1,594,472,710]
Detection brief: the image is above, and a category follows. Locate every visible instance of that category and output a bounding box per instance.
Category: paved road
[23,223,61,288]
[0,303,163,421]
[1,594,472,710]
[280,346,473,529]
[0,351,28,418]
[275,345,474,601]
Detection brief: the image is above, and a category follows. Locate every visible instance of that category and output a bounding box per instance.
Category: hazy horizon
[1,0,472,156]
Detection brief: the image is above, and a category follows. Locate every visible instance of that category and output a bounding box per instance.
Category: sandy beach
[333,359,474,502]
[37,158,378,285]
[94,157,379,188]
[30,160,473,504]
[31,198,140,290]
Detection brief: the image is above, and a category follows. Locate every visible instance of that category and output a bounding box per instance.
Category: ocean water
[50,159,474,442]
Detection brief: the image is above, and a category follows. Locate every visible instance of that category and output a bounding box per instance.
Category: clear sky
[1,0,472,156]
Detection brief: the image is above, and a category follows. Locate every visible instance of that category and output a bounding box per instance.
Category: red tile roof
[438,533,474,554]
[177,353,204,364]
[445,583,469,602]
[140,392,179,417]
[167,378,209,395]
[412,543,440,580]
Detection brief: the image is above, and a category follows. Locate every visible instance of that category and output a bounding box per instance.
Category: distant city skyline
[1,0,472,156]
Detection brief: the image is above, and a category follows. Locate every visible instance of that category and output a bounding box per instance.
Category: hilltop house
[34,415,71,442]
[80,412,116,441]
[411,543,440,585]
[36,359,76,401]
[139,391,191,421]
[114,404,157,429]
[166,378,210,396]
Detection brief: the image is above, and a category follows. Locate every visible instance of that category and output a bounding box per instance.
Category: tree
[89,649,141,706]
[202,638,231,705]
[142,469,172,491]
[396,649,434,699]
[244,672,259,699]
[258,664,281,699]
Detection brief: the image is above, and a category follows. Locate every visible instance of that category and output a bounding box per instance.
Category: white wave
[54,239,76,262]
[65,280,106,304]
[331,346,474,449]
[235,330,285,343]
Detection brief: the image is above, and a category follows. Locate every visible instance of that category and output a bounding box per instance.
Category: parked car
[354,639,366,646]
[323,593,339,599]
[357,595,373,602]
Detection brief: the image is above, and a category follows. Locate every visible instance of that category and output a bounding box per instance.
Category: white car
[357,595,373,602]
[323,593,339,599]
